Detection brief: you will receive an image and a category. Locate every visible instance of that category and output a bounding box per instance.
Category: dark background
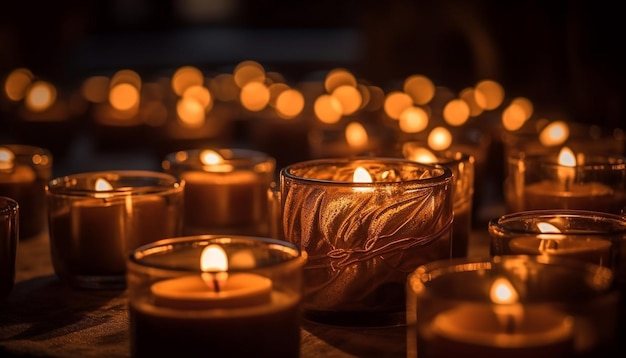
[1,0,624,130]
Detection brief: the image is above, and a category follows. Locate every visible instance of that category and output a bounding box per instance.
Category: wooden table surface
[0,230,491,358]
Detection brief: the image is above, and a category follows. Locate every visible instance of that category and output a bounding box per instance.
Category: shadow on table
[0,274,129,356]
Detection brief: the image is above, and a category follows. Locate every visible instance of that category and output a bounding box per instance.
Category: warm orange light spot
[324,68,357,93]
[332,85,362,115]
[345,122,368,149]
[399,106,429,133]
[314,94,343,124]
[403,75,435,105]
[352,166,373,183]
[0,148,15,170]
[25,81,56,112]
[200,150,224,165]
[4,68,34,101]
[443,99,470,126]
[275,88,304,119]
[240,82,270,111]
[510,97,533,120]
[490,278,519,304]
[109,83,139,111]
[172,66,204,96]
[95,178,113,191]
[405,145,438,163]
[502,103,527,131]
[384,91,413,120]
[176,97,205,128]
[81,76,110,103]
[234,60,265,88]
[182,85,213,111]
[474,80,504,110]
[558,147,576,167]
[537,222,561,234]
[539,121,570,147]
[200,244,229,290]
[459,88,484,117]
[428,126,452,151]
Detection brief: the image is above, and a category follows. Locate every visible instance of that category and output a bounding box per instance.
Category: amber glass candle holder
[46,170,184,289]
[407,256,619,358]
[280,158,453,326]
[162,148,276,237]
[402,142,475,258]
[0,144,52,239]
[0,196,18,299]
[127,235,306,358]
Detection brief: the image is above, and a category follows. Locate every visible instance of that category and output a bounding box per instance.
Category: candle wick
[212,275,221,293]
[505,314,515,334]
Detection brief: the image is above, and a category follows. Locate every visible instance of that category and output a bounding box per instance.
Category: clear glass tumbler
[46,170,184,289]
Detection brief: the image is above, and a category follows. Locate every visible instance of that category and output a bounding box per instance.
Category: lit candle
[511,147,624,213]
[127,236,305,358]
[281,158,454,326]
[428,278,575,357]
[508,222,612,265]
[47,171,184,289]
[162,148,275,236]
[407,256,619,358]
[0,145,52,239]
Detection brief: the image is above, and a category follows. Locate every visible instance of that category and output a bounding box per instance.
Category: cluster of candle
[2,59,626,356]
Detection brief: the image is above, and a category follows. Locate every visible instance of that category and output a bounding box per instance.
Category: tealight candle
[407,256,620,358]
[127,235,306,358]
[162,148,275,236]
[0,196,18,299]
[0,144,52,239]
[489,209,626,277]
[280,158,454,326]
[46,171,184,289]
[505,146,626,214]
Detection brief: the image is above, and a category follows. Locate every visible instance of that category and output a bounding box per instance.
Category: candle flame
[200,150,224,165]
[539,121,570,147]
[95,178,113,191]
[0,148,15,170]
[353,166,373,183]
[25,81,56,112]
[345,122,368,149]
[490,278,519,305]
[201,244,229,292]
[558,147,576,167]
[427,126,452,151]
[537,222,565,251]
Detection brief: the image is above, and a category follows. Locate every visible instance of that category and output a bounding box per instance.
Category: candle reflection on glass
[127,235,306,358]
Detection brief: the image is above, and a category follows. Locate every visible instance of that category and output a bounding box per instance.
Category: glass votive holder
[402,142,475,258]
[162,148,276,237]
[0,196,18,299]
[0,144,52,239]
[280,158,454,326]
[46,170,184,289]
[406,255,619,358]
[127,235,306,358]
[504,147,626,214]
[488,210,626,285]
